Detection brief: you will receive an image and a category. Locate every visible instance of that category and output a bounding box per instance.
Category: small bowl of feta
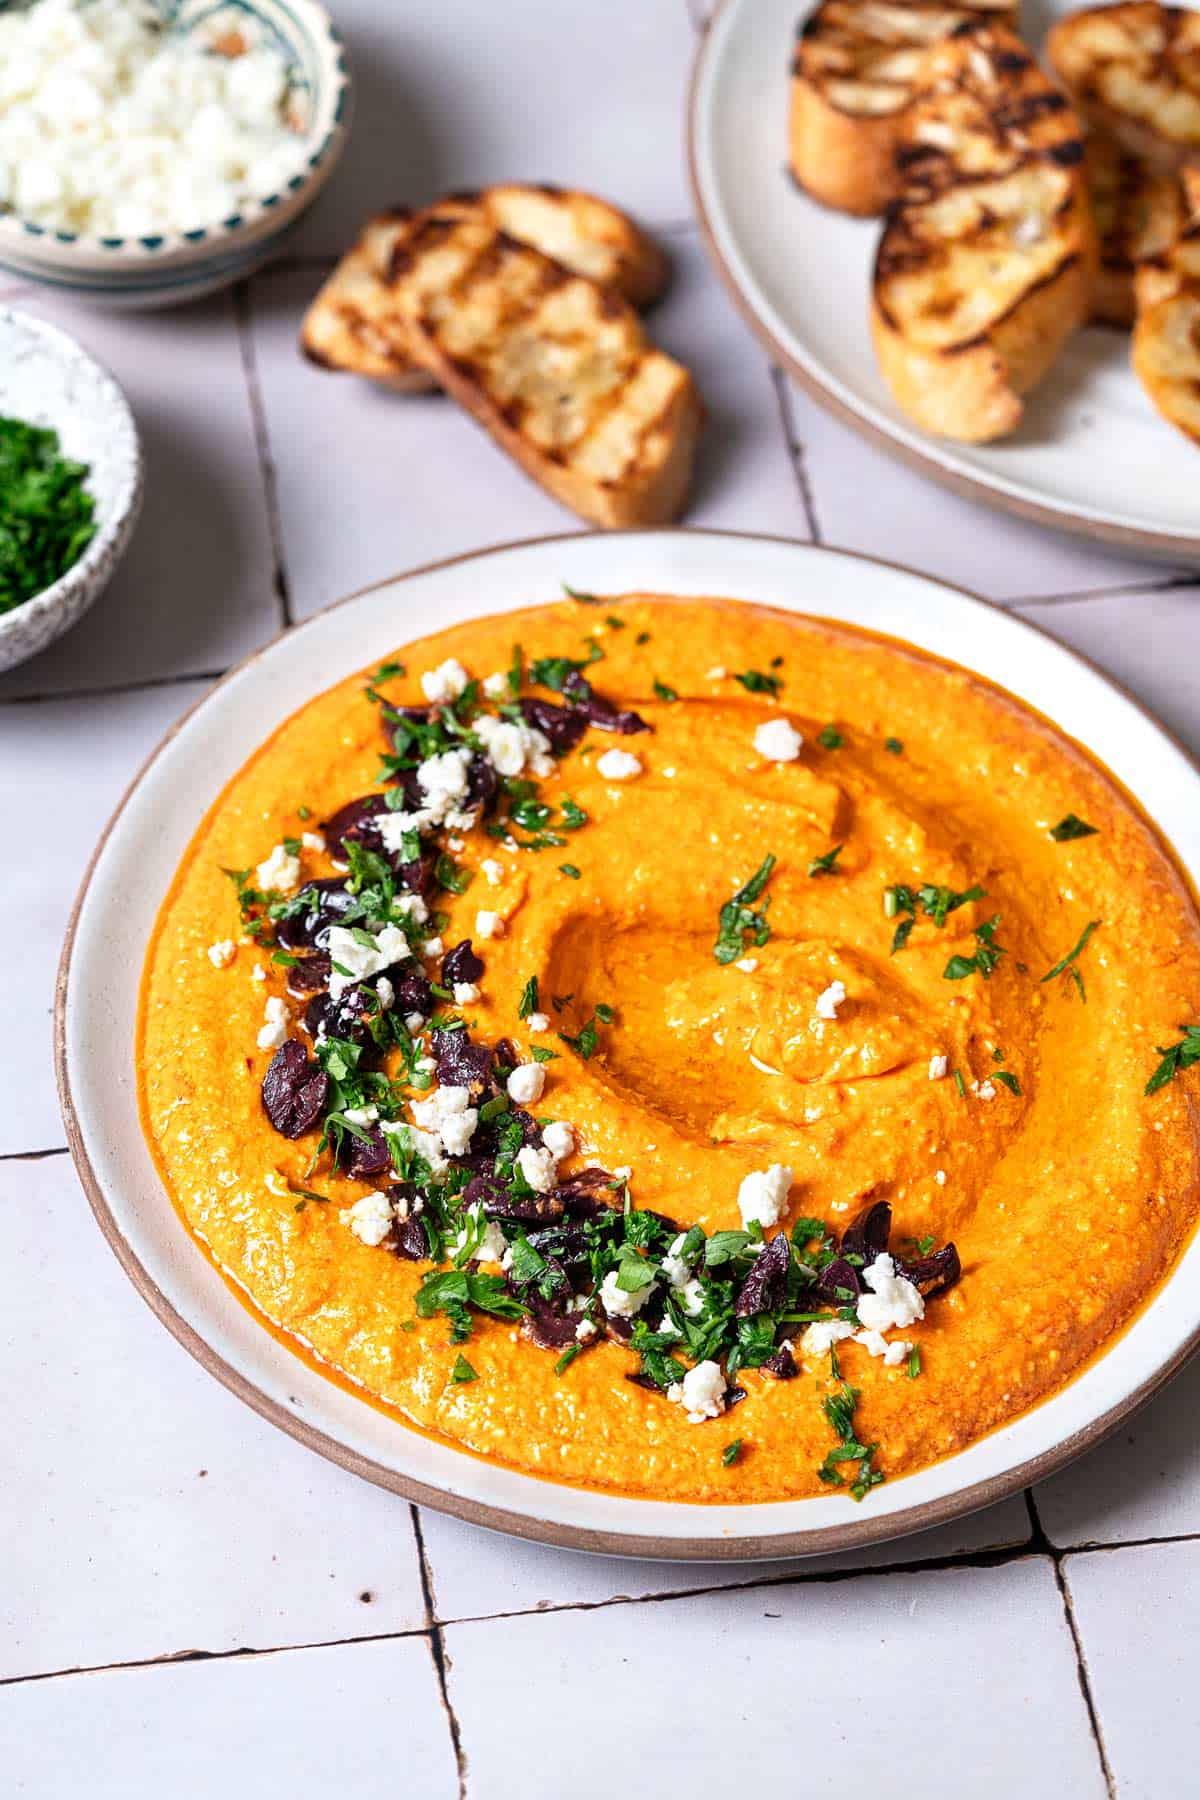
[0,305,142,669]
[0,0,352,306]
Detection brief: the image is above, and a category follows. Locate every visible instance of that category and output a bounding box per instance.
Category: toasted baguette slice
[1048,3,1200,174]
[300,208,439,392]
[870,24,1096,441]
[300,186,669,388]
[380,211,702,528]
[1086,135,1191,324]
[1132,168,1200,441]
[789,0,1014,216]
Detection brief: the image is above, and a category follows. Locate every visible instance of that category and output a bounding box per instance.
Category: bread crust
[382,211,703,528]
[870,23,1096,441]
[1131,168,1200,442]
[788,0,1015,215]
[301,187,668,390]
[1048,3,1200,174]
[1085,134,1190,325]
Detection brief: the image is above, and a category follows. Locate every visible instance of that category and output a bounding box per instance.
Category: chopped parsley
[562,582,601,605]
[943,915,1006,982]
[886,881,986,953]
[807,842,844,878]
[714,853,776,964]
[992,1069,1022,1096]
[907,1347,921,1379]
[722,1439,743,1467]
[816,724,843,750]
[559,862,581,880]
[733,669,781,696]
[1040,919,1100,1000]
[817,1382,883,1501]
[653,678,679,702]
[450,1354,478,1384]
[559,1004,614,1061]
[518,975,540,1020]
[884,737,903,755]
[1050,813,1098,842]
[1145,1026,1200,1096]
[0,415,97,614]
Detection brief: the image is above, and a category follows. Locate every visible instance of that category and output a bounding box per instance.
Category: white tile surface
[249,231,803,621]
[417,1491,1031,1623]
[1017,583,1200,757]
[0,291,280,699]
[791,377,1190,603]
[0,679,210,1156]
[0,1635,457,1799]
[444,1557,1107,1799]
[1034,1358,1200,1548]
[296,0,695,256]
[0,1156,428,1681]
[1065,1541,1199,1800]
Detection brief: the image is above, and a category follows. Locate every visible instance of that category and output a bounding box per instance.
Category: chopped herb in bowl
[0,415,97,615]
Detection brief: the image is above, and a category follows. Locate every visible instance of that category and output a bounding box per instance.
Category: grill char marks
[870,21,1096,442]
[1049,3,1200,173]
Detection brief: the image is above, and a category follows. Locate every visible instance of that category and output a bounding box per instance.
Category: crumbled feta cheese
[475,910,503,940]
[660,1232,695,1289]
[934,1168,947,1186]
[975,1079,997,1101]
[753,718,803,762]
[341,1104,379,1128]
[340,1191,394,1248]
[735,957,758,973]
[705,665,727,680]
[675,1277,707,1317]
[667,1359,726,1423]
[420,658,469,704]
[737,1163,793,1229]
[482,671,509,700]
[256,995,289,1051]
[929,1054,949,1081]
[855,1328,912,1366]
[473,712,554,779]
[541,1120,575,1161]
[375,976,394,1011]
[381,1118,447,1175]
[452,1205,508,1265]
[481,858,505,886]
[801,1319,856,1358]
[423,937,444,960]
[0,0,314,239]
[599,1268,654,1319]
[447,837,465,854]
[453,982,481,1005]
[526,1010,550,1033]
[856,1252,925,1334]
[256,842,300,893]
[251,963,267,982]
[206,939,236,968]
[411,1085,478,1157]
[596,747,643,781]
[507,1063,546,1106]
[405,1011,426,1033]
[516,1145,557,1192]
[575,1317,598,1342]
[325,923,410,1000]
[300,831,325,854]
[816,979,847,1021]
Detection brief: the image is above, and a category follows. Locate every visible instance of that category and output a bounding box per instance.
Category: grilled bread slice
[301,186,669,389]
[1086,134,1192,324]
[1132,167,1200,441]
[1048,2,1200,174]
[380,210,703,527]
[300,207,439,392]
[789,0,1015,216]
[870,24,1096,441]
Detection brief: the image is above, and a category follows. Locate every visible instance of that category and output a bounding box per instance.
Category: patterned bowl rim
[0,0,350,259]
[0,304,143,636]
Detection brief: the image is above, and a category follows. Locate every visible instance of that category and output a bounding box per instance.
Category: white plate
[57,529,1200,1559]
[688,0,1200,561]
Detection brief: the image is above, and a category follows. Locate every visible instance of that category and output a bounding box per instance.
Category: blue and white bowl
[0,0,352,307]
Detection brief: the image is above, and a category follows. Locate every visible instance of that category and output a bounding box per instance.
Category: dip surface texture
[139,596,1200,1503]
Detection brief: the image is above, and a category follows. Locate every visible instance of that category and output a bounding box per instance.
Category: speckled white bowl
[0,306,142,671]
[0,0,352,308]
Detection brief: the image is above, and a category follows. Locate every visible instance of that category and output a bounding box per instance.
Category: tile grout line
[1007,572,1196,610]
[0,667,226,710]
[411,1507,470,1800]
[1025,1489,1118,1799]
[769,364,824,543]
[232,279,294,631]
[4,1523,1199,1690]
[0,1145,69,1164]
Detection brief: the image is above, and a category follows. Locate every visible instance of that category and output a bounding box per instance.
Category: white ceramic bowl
[0,0,351,308]
[56,530,1200,1561]
[0,306,142,670]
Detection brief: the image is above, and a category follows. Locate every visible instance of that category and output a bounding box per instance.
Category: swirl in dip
[139,595,1200,1503]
